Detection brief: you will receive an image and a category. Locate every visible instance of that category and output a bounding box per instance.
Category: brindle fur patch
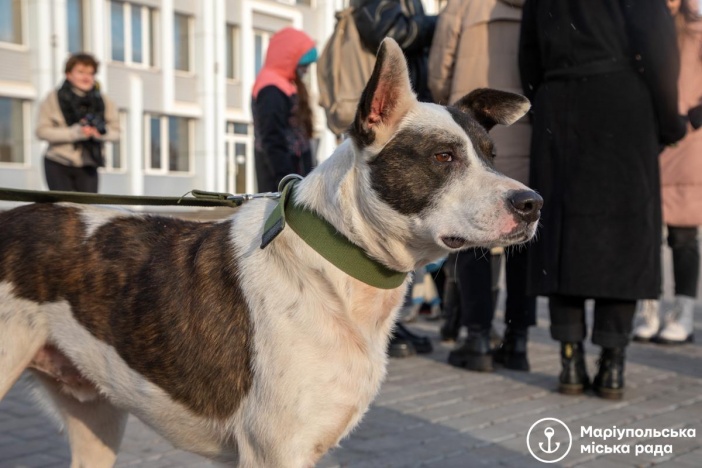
[0,204,253,420]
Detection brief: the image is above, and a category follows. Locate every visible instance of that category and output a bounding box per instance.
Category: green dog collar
[261,177,408,290]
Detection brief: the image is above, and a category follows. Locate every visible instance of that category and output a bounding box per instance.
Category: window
[110,1,125,61]
[67,0,85,53]
[226,24,239,80]
[149,115,161,170]
[225,122,252,194]
[110,1,157,66]
[145,114,192,173]
[0,0,22,45]
[174,13,191,72]
[105,111,127,171]
[168,116,189,172]
[0,97,25,164]
[253,30,271,76]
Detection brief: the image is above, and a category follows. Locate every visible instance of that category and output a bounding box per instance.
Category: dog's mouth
[441,236,467,249]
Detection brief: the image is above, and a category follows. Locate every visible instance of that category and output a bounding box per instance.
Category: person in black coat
[519,0,687,399]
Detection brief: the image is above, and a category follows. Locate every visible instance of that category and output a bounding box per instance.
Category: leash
[261,175,408,290]
[0,186,282,208]
[0,179,408,290]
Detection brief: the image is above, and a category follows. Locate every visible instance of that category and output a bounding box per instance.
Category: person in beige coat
[428,0,535,372]
[634,0,702,345]
[36,53,119,193]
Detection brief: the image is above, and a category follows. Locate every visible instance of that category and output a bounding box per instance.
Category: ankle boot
[655,295,695,345]
[632,299,660,342]
[395,323,433,354]
[448,330,493,372]
[558,342,589,395]
[493,328,529,371]
[593,347,625,400]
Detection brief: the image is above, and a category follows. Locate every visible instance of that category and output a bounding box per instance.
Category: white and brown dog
[0,39,541,467]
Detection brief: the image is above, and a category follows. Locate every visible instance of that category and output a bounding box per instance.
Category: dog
[0,38,541,467]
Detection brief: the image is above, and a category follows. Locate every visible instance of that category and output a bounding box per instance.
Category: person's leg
[494,247,537,370]
[74,166,99,193]
[592,298,636,400]
[550,295,589,395]
[457,248,494,333]
[44,158,77,191]
[658,226,698,344]
[448,248,494,371]
[440,254,461,341]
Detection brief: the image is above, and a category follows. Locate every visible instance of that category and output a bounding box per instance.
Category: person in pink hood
[252,27,317,192]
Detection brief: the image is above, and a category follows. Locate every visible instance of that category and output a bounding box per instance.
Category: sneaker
[632,299,660,342]
[655,295,695,345]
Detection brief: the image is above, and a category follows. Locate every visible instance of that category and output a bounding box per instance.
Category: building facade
[0,0,440,196]
[0,0,344,195]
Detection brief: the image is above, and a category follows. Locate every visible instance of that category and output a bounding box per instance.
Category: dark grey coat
[519,0,687,300]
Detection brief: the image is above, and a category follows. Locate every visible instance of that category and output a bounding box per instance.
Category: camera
[82,113,107,135]
[688,104,702,131]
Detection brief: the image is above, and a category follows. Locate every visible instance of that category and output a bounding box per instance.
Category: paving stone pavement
[1,296,701,468]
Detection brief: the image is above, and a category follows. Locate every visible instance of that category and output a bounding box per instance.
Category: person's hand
[81,126,101,139]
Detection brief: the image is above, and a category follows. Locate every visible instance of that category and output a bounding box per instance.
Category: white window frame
[225,122,253,194]
[102,110,127,173]
[173,12,193,74]
[66,0,88,54]
[0,98,30,167]
[108,1,156,68]
[226,24,240,82]
[0,0,27,50]
[143,113,194,175]
[253,29,271,77]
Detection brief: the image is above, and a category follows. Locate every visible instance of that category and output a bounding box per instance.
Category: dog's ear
[453,89,530,131]
[349,38,415,149]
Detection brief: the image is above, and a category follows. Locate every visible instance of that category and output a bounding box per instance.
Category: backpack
[317,8,376,137]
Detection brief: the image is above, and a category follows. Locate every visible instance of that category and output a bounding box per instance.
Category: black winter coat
[519,0,687,300]
[351,0,437,102]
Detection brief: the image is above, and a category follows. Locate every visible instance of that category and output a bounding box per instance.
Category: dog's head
[348,38,542,261]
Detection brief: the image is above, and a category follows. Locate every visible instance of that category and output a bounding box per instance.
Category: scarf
[57,80,106,167]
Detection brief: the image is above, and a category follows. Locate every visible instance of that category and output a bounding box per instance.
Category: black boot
[395,323,433,354]
[387,328,416,358]
[448,330,493,372]
[593,348,625,400]
[558,342,589,395]
[493,328,530,371]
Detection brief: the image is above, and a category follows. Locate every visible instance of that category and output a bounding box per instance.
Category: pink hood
[252,27,315,99]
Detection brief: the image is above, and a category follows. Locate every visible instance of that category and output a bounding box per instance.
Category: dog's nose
[509,190,543,223]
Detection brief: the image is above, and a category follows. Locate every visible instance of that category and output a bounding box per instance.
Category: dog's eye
[491,149,497,159]
[434,152,453,163]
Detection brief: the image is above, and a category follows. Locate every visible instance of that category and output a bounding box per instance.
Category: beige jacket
[660,21,702,227]
[36,89,120,167]
[428,0,529,184]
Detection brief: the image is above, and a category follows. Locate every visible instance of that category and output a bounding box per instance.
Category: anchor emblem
[539,427,560,454]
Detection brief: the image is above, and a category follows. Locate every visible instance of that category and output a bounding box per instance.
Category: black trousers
[44,157,99,193]
[456,247,536,334]
[549,295,635,348]
[667,225,700,298]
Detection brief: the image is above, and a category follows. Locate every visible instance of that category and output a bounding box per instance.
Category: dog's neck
[294,140,425,273]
